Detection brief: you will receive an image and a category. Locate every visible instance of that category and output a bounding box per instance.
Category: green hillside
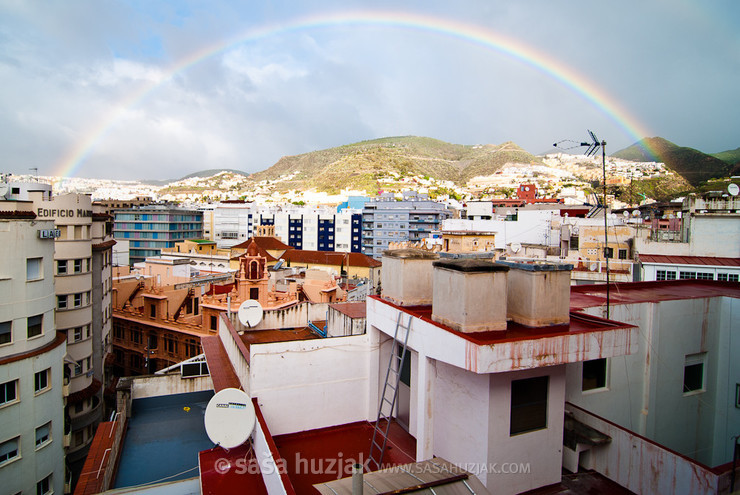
[712,147,740,166]
[613,137,731,186]
[249,136,541,193]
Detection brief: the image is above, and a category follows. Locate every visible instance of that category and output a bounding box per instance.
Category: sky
[1,1,739,181]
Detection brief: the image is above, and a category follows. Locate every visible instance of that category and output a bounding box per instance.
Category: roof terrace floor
[113,390,214,489]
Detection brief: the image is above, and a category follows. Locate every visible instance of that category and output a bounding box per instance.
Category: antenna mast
[553,130,610,318]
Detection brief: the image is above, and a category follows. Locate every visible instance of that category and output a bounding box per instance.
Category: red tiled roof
[329,302,367,319]
[639,254,740,266]
[282,250,382,268]
[232,236,292,251]
[201,335,242,392]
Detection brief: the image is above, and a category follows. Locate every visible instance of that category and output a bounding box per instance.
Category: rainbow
[53,10,654,178]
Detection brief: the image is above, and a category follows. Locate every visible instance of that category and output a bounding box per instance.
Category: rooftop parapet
[381,249,439,306]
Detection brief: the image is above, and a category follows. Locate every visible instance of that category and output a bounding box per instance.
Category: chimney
[432,259,509,333]
[495,260,573,327]
[381,249,439,306]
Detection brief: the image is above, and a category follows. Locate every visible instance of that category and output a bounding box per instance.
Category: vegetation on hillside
[613,137,731,186]
[612,174,692,204]
[248,136,541,194]
[712,147,740,166]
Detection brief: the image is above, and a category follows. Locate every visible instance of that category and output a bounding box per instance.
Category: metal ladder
[368,312,412,471]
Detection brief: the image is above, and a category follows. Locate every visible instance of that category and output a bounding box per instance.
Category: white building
[0,205,67,495]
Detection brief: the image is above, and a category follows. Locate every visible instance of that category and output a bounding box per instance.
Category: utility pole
[554,130,610,319]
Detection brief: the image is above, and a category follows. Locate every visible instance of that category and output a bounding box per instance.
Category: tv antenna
[554,130,610,319]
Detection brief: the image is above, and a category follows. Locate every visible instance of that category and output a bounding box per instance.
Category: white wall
[130,374,213,399]
[487,366,565,494]
[249,334,371,436]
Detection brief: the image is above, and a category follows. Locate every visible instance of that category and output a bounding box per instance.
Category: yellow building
[441,230,496,253]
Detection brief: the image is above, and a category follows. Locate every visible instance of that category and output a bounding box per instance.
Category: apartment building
[0,205,67,495]
[362,192,452,258]
[113,206,203,264]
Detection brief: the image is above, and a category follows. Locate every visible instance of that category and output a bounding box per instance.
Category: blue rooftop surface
[114,390,215,489]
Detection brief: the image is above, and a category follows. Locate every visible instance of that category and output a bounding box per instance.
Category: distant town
[0,154,738,495]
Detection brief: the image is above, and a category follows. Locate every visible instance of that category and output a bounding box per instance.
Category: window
[74,259,82,273]
[74,293,82,307]
[1,380,18,406]
[74,430,84,447]
[0,437,19,465]
[57,295,67,310]
[150,304,156,318]
[164,335,177,353]
[680,271,697,280]
[510,376,549,435]
[37,473,53,495]
[569,236,579,250]
[35,369,50,393]
[582,359,607,391]
[718,273,739,282]
[35,422,51,447]
[27,314,43,338]
[656,270,677,281]
[618,249,628,260]
[0,321,10,345]
[57,260,68,275]
[72,327,83,342]
[182,361,209,378]
[683,353,706,394]
[26,257,42,281]
[74,361,83,376]
[210,315,218,331]
[130,330,141,344]
[604,247,614,259]
[696,272,714,280]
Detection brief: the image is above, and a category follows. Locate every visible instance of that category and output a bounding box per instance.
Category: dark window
[182,362,209,377]
[57,260,68,275]
[34,369,50,392]
[398,345,411,386]
[582,359,607,391]
[1,380,18,405]
[37,473,53,495]
[604,247,614,259]
[0,321,10,345]
[210,315,218,330]
[35,422,51,446]
[510,376,549,435]
[250,287,259,300]
[0,437,19,464]
[569,236,579,250]
[683,354,705,394]
[618,249,628,260]
[27,314,43,338]
[150,304,156,318]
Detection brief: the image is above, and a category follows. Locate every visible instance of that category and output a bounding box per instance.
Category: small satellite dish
[632,210,641,217]
[511,242,522,253]
[589,262,598,272]
[237,299,263,328]
[0,183,9,198]
[623,211,630,218]
[204,388,255,449]
[729,183,739,196]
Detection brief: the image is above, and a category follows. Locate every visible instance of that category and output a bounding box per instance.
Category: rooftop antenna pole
[553,130,610,318]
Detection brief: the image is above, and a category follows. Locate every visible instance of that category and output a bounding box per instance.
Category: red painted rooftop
[274,419,416,494]
[329,301,367,319]
[570,280,740,311]
[239,327,320,351]
[638,254,740,266]
[521,470,636,495]
[201,335,241,392]
[370,296,633,347]
[199,443,268,495]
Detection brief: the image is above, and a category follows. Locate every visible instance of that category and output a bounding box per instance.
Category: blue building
[113,207,203,264]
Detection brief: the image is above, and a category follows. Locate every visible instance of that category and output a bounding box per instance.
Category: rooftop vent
[381,249,439,306]
[495,260,573,327]
[431,259,509,333]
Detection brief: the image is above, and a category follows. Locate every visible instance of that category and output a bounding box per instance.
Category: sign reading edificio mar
[36,208,93,218]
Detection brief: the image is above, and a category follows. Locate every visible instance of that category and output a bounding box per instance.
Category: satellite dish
[632,210,641,217]
[237,299,263,328]
[204,388,255,449]
[0,183,9,198]
[729,183,739,196]
[511,242,521,253]
[623,211,630,217]
[589,262,598,272]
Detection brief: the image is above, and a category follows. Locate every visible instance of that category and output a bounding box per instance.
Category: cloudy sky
[1,1,738,180]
